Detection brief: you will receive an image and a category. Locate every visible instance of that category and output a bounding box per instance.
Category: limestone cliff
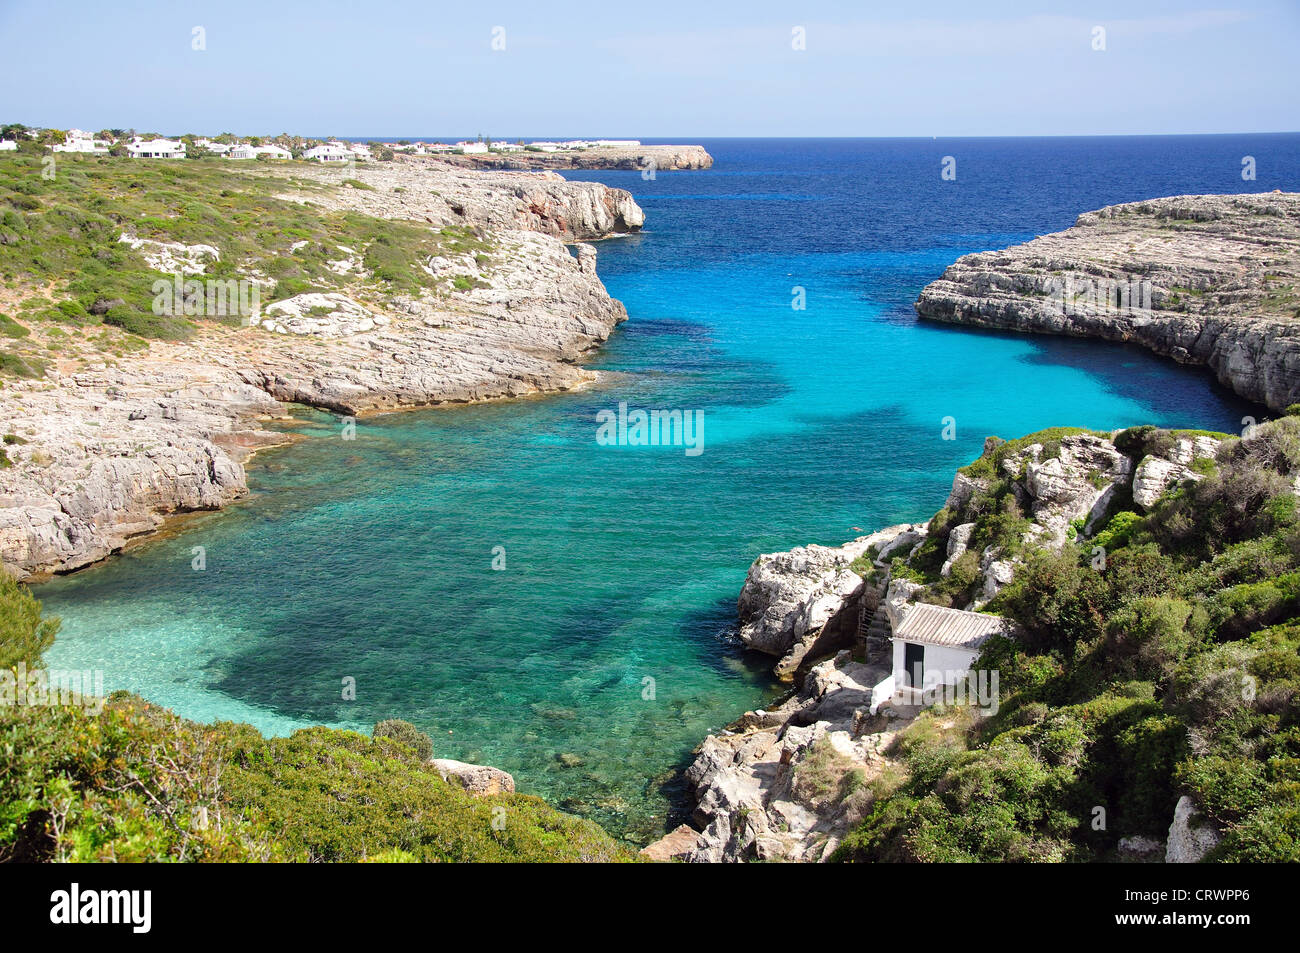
[0,163,638,579]
[915,192,1300,410]
[429,144,713,174]
[268,157,646,241]
[658,426,1234,862]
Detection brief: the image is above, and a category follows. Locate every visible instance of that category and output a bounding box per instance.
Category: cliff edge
[915,192,1300,410]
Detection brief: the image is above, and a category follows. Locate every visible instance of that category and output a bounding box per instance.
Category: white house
[195,138,231,154]
[0,140,17,151]
[346,143,371,161]
[255,144,292,159]
[53,129,110,154]
[491,142,523,152]
[225,144,257,160]
[870,602,1006,711]
[303,144,352,163]
[594,139,640,148]
[128,138,186,159]
[455,141,488,154]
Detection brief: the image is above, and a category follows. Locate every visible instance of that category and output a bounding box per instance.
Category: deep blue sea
[40,136,1300,841]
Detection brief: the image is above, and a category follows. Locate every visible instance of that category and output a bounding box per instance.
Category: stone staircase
[858,571,892,654]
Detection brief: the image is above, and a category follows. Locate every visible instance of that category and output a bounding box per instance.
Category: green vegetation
[958,427,1109,480]
[0,151,494,367]
[834,419,1300,862]
[0,574,629,863]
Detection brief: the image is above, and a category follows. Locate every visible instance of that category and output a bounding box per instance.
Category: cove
[39,136,1299,842]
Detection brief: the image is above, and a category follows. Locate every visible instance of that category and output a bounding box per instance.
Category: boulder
[1166,795,1220,863]
[640,824,703,862]
[429,758,516,795]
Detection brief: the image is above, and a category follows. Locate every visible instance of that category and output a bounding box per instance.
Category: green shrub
[372,718,433,761]
[0,574,59,670]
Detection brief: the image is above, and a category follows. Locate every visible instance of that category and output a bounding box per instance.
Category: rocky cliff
[653,425,1241,862]
[429,144,713,174]
[269,157,646,240]
[0,163,639,579]
[915,192,1300,410]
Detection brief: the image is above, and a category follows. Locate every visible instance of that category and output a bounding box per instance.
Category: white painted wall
[892,639,981,690]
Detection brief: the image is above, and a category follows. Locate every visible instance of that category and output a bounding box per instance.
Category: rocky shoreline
[427,144,713,174]
[0,162,640,580]
[915,192,1300,410]
[649,425,1233,862]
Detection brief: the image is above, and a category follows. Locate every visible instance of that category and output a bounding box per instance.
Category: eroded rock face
[429,758,516,795]
[1,204,630,579]
[433,144,714,174]
[736,525,917,678]
[1166,795,1220,863]
[1131,436,1221,510]
[915,192,1300,410]
[0,367,282,576]
[267,157,646,241]
[679,652,910,863]
[1015,435,1133,545]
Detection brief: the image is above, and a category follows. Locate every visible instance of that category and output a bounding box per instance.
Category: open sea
[40,135,1300,841]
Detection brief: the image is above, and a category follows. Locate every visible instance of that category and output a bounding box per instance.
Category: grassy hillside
[834,417,1300,862]
[0,150,489,354]
[0,576,630,863]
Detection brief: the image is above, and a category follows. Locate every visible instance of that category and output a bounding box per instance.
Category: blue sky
[1,0,1296,137]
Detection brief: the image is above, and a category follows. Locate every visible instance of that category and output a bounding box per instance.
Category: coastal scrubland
[833,415,1300,862]
[0,577,631,862]
[0,150,492,350]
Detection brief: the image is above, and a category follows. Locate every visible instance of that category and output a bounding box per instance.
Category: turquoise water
[40,137,1293,841]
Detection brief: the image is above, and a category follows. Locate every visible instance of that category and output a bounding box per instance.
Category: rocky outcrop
[1,179,633,579]
[267,157,646,241]
[429,758,516,795]
[0,367,283,576]
[736,525,918,680]
[1166,795,1221,863]
[680,423,1253,862]
[665,651,912,862]
[1132,435,1221,510]
[639,824,703,862]
[1007,434,1133,545]
[916,192,1300,410]
[432,144,714,174]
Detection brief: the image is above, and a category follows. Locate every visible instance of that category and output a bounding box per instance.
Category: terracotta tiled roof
[893,602,1006,649]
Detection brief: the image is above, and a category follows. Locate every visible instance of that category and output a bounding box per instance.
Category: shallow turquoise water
[40,137,1290,840]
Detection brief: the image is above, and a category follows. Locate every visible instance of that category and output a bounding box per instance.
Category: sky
[0,0,1297,138]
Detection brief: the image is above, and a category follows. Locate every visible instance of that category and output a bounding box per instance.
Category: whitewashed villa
[456,141,489,154]
[0,140,17,151]
[225,143,291,160]
[52,129,110,154]
[195,138,232,154]
[127,138,186,159]
[303,143,353,163]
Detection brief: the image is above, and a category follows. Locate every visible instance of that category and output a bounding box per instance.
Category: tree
[0,573,60,669]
